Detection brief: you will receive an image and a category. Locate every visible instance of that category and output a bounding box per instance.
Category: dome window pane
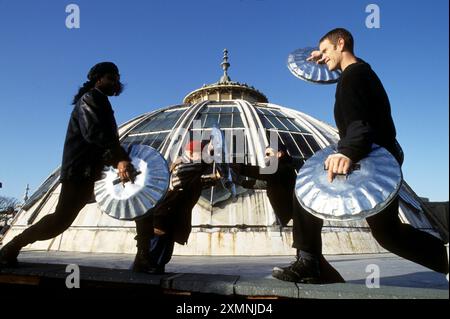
[303,134,321,153]
[278,132,302,158]
[232,113,244,128]
[292,134,314,158]
[219,114,232,128]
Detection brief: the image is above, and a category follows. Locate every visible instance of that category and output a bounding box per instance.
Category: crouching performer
[132,139,220,274]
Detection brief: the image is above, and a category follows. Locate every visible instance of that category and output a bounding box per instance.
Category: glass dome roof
[118,99,336,207]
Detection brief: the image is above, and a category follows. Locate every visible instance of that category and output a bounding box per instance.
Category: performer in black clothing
[133,140,220,274]
[0,62,135,267]
[233,143,298,227]
[233,144,344,283]
[273,28,449,283]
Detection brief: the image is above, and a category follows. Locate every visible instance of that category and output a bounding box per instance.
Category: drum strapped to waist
[295,144,403,221]
[94,145,170,221]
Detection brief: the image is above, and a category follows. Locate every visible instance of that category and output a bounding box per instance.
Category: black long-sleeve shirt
[335,60,402,164]
[60,88,129,182]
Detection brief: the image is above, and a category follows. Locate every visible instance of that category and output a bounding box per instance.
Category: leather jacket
[60,88,129,182]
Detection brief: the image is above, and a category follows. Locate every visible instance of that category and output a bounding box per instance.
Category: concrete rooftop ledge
[0,253,448,300]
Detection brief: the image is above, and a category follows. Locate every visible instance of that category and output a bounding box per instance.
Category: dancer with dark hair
[0,62,134,267]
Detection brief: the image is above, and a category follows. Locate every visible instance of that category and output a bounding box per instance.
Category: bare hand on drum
[306,50,327,64]
[324,153,352,183]
[117,160,136,185]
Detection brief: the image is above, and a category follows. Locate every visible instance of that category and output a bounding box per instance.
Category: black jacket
[335,60,403,164]
[60,88,129,182]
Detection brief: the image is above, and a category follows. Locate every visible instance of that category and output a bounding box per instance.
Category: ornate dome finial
[219,48,231,84]
[183,49,268,104]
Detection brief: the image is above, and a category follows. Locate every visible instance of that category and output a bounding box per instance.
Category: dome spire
[183,49,268,104]
[219,49,231,84]
[23,183,30,202]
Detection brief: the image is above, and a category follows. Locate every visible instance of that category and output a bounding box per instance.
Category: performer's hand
[307,50,326,64]
[324,153,352,183]
[117,160,135,184]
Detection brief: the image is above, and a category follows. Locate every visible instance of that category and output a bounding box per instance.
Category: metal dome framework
[116,99,339,208]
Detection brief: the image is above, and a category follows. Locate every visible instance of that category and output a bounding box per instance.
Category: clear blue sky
[0,0,448,202]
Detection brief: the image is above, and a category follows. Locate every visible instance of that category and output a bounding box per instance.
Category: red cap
[185,140,208,153]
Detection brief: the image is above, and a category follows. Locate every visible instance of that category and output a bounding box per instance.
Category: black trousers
[13,180,94,248]
[149,234,175,266]
[292,195,448,274]
[134,215,154,250]
[134,215,175,266]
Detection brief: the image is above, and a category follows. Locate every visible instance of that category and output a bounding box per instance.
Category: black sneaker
[0,241,21,268]
[131,251,165,275]
[272,257,321,284]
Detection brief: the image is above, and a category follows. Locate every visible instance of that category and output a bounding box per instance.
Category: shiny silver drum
[295,144,402,221]
[287,47,341,84]
[94,145,170,220]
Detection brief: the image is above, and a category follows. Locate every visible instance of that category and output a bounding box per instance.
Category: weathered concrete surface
[0,250,447,299]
